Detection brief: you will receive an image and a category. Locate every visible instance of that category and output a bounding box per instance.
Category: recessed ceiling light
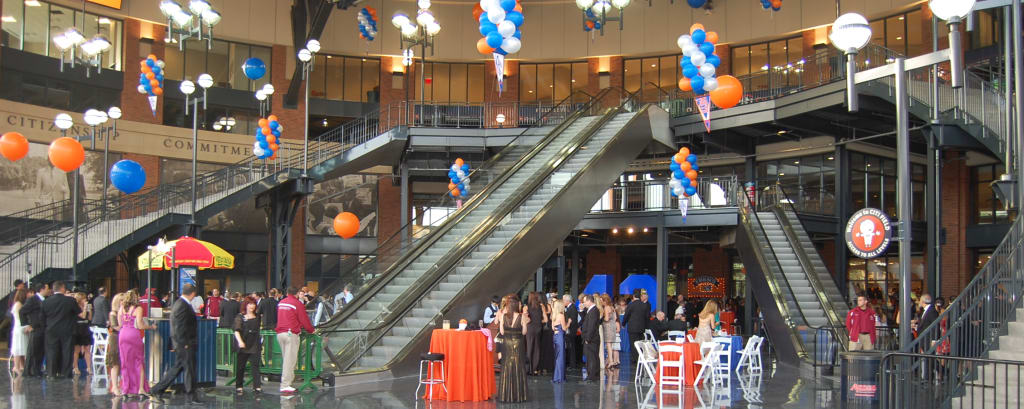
[627,227,635,234]
[362,58,366,62]
[326,55,332,59]
[571,79,576,82]
[779,173,785,176]
[98,17,111,24]
[651,64,656,67]
[612,228,619,234]
[896,36,902,40]
[642,227,649,233]
[827,156,834,160]
[24,0,41,6]
[794,161,800,165]
[1,16,15,23]
[898,16,904,20]
[528,90,533,93]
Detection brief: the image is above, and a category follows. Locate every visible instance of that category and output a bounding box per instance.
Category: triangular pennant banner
[678,196,688,223]
[493,52,505,95]
[695,94,712,133]
[148,95,158,117]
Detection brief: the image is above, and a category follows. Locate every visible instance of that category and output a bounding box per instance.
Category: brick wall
[819,240,836,279]
[940,151,972,297]
[692,245,729,278]
[379,56,409,110]
[377,177,402,247]
[585,246,622,286]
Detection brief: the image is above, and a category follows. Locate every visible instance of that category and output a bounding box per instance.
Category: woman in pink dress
[119,290,155,397]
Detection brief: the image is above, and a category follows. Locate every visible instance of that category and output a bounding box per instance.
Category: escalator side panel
[735,220,803,366]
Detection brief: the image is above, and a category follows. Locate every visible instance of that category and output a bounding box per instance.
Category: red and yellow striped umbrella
[137,236,234,270]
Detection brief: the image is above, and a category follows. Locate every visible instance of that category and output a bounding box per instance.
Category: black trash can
[840,351,884,409]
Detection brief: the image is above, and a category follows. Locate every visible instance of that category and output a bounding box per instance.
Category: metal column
[656,226,667,312]
[1015,0,1024,211]
[535,267,543,293]
[400,164,409,227]
[895,57,913,350]
[557,246,565,294]
[833,144,850,297]
[259,177,314,290]
[926,129,941,298]
[571,243,580,296]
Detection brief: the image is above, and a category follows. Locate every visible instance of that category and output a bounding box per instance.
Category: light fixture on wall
[212,116,235,132]
[576,0,629,36]
[52,21,112,77]
[393,0,440,103]
[159,0,221,50]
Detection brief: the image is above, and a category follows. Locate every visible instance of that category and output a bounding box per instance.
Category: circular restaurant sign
[845,208,892,259]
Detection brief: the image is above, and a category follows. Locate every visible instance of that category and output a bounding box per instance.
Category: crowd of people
[6,279,323,403]
[486,289,737,403]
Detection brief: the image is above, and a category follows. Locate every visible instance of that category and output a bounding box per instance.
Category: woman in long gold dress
[498,295,530,402]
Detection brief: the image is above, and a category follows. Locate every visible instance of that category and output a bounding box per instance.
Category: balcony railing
[588,176,738,213]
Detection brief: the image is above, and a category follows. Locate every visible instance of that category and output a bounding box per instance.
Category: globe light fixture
[298,48,312,62]
[107,106,122,120]
[161,0,220,50]
[592,0,613,14]
[297,38,321,175]
[180,80,196,95]
[928,0,975,88]
[576,0,595,10]
[84,109,103,126]
[52,25,109,76]
[611,0,631,10]
[197,73,214,89]
[416,9,435,26]
[928,0,974,21]
[262,83,275,95]
[306,39,321,53]
[391,12,410,28]
[579,0,625,35]
[829,13,871,112]
[54,113,73,131]
[255,89,267,101]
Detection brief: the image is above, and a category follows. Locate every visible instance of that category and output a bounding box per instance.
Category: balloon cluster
[760,0,781,12]
[110,159,147,194]
[669,147,699,198]
[253,115,282,159]
[0,132,28,162]
[447,158,471,197]
[137,55,165,96]
[675,24,722,95]
[474,0,524,56]
[583,9,602,32]
[358,7,378,41]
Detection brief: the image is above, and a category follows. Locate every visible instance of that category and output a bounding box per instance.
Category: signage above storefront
[87,0,122,9]
[845,207,892,259]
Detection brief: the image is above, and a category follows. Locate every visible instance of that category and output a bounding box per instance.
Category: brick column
[940,151,971,297]
[587,56,623,108]
[585,246,621,288]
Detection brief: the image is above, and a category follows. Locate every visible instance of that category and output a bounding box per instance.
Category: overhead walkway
[316,88,671,374]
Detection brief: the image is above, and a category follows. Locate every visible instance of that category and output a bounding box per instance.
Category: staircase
[321,93,668,374]
[950,308,1024,408]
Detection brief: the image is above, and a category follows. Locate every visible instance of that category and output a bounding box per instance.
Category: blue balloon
[505,11,524,26]
[594,21,602,29]
[461,164,470,172]
[772,5,780,10]
[480,21,497,36]
[690,75,705,91]
[269,120,280,129]
[707,54,721,68]
[669,161,680,171]
[110,160,146,194]
[242,57,267,80]
[685,186,697,196]
[486,32,503,49]
[493,47,507,56]
[670,189,677,197]
[459,188,467,195]
[152,65,161,74]
[680,56,691,68]
[259,141,269,150]
[500,0,516,12]
[691,163,699,171]
[513,30,522,39]
[457,183,466,191]
[682,64,698,78]
[686,0,706,7]
[448,170,456,178]
[451,175,460,184]
[682,177,694,187]
[673,170,685,180]
[146,59,155,67]
[139,77,147,86]
[699,42,715,55]
[692,29,706,44]
[256,135,267,143]
[479,12,489,23]
[272,130,281,137]
[687,154,698,164]
[144,84,152,92]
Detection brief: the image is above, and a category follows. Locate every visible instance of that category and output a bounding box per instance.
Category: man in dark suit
[41,281,80,378]
[562,294,581,369]
[580,294,601,382]
[622,289,651,365]
[150,284,201,404]
[917,294,939,347]
[218,292,241,329]
[259,289,279,329]
[20,282,49,377]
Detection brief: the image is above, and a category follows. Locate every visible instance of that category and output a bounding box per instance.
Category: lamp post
[103,107,120,227]
[52,0,113,78]
[927,0,975,89]
[575,0,630,36]
[180,74,212,234]
[829,13,872,112]
[159,0,221,50]
[392,5,441,105]
[54,113,78,282]
[297,39,319,176]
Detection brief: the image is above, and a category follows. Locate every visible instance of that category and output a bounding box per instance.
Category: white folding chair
[749,336,764,374]
[686,334,696,343]
[693,342,722,387]
[710,337,733,387]
[89,326,109,381]
[634,340,658,384]
[667,330,687,341]
[644,329,657,342]
[656,342,686,389]
[734,335,756,374]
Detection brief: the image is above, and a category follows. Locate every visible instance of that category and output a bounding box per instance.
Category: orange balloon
[455,158,464,166]
[448,182,457,191]
[689,23,704,34]
[680,161,692,171]
[333,211,360,239]
[266,135,277,143]
[149,79,159,87]
[145,72,155,80]
[147,54,157,61]
[585,20,595,29]
[267,114,278,122]
[674,153,686,164]
[261,127,271,136]
[48,137,85,172]
[0,132,29,161]
[477,37,495,55]
[451,189,461,197]
[367,7,377,18]
[678,77,692,92]
[686,169,698,179]
[269,143,279,151]
[710,75,743,109]
[679,147,690,157]
[473,3,484,20]
[141,65,152,74]
[270,152,277,159]
[705,31,719,44]
[771,0,781,6]
[258,119,268,127]
[514,2,523,12]
[153,87,163,95]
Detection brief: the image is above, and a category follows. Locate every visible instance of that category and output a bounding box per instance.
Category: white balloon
[690,50,706,66]
[254,147,265,157]
[498,20,516,37]
[137,84,147,94]
[669,178,682,189]
[699,63,716,78]
[456,169,466,178]
[676,34,692,50]
[488,8,505,24]
[451,164,460,172]
[673,186,685,196]
[682,43,697,56]
[253,141,261,150]
[463,183,470,191]
[462,176,471,185]
[501,37,521,54]
[156,60,166,68]
[480,0,492,11]
[702,76,719,92]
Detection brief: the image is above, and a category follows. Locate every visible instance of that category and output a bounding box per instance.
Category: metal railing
[318,88,638,372]
[881,353,1024,409]
[588,176,738,213]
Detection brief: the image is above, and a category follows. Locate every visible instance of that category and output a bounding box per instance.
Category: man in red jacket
[845,294,878,351]
[204,289,223,322]
[275,287,315,394]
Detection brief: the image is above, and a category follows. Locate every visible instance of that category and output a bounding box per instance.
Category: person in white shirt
[189,294,204,314]
[483,296,500,325]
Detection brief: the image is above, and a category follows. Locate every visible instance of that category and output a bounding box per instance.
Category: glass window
[554,63,571,101]
[362,58,380,103]
[310,55,326,98]
[206,40,230,87]
[641,58,658,102]
[450,63,467,103]
[468,64,484,103]
[732,46,750,77]
[183,40,206,81]
[906,11,926,56]
[624,59,641,93]
[41,4,69,56]
[886,15,907,55]
[2,0,24,48]
[571,62,588,99]
[325,56,344,101]
[163,43,184,81]
[520,64,536,102]
[536,63,553,102]
[660,56,677,93]
[344,57,363,102]
[749,43,768,91]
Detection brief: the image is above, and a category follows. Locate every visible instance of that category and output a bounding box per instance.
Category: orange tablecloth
[654,342,702,385]
[424,329,496,402]
[720,311,735,334]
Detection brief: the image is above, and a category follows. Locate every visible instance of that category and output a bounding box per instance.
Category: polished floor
[0,363,846,409]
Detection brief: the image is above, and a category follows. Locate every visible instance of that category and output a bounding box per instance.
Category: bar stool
[415,352,447,400]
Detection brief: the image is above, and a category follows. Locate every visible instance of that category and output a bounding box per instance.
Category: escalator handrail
[324,89,638,372]
[770,185,850,350]
[738,190,813,359]
[315,88,611,331]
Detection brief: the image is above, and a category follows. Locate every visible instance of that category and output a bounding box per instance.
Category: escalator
[319,89,670,374]
[736,186,848,366]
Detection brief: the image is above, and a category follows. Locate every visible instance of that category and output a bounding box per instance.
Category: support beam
[535,267,543,293]
[258,177,314,290]
[557,246,565,294]
[834,144,850,297]
[656,226,667,313]
[571,243,580,296]
[927,128,941,297]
